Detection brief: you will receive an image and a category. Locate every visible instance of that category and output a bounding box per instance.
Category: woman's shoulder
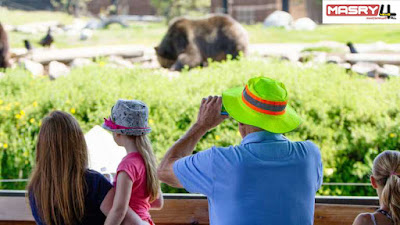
[85,169,105,178]
[353,213,375,225]
[85,169,112,186]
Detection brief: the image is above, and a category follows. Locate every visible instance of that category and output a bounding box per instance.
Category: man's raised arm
[157,96,228,188]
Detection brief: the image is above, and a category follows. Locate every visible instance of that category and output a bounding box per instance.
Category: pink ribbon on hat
[104,118,150,130]
[391,171,399,176]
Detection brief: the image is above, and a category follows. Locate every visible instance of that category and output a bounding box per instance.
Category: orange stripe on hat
[242,85,287,116]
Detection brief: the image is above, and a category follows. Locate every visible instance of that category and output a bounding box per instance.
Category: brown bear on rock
[155,14,248,70]
[0,23,11,69]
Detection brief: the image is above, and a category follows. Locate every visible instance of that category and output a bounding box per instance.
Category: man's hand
[158,96,228,188]
[195,96,229,131]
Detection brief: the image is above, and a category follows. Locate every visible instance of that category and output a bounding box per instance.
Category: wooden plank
[0,196,380,225]
[151,199,209,224]
[314,204,377,225]
[0,197,33,221]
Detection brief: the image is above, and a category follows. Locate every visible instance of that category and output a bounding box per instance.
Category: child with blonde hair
[102,100,163,225]
[353,150,400,225]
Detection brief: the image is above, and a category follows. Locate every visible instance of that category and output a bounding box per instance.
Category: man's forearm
[165,123,208,159]
[158,123,208,186]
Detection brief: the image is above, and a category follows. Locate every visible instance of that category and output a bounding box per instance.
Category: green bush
[0,59,399,195]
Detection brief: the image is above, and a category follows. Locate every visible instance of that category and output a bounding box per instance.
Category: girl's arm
[352,213,374,225]
[150,188,164,210]
[101,188,148,225]
[104,172,135,225]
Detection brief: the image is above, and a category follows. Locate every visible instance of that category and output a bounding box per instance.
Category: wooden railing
[0,191,379,225]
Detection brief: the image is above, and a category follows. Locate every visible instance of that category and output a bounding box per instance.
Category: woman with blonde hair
[353,150,400,225]
[28,110,146,225]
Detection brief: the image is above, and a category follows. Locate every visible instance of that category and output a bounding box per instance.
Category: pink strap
[104,118,149,130]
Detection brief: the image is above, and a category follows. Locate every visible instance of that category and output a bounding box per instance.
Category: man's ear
[371,175,379,189]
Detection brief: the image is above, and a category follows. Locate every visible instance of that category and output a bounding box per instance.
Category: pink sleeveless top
[114,152,153,223]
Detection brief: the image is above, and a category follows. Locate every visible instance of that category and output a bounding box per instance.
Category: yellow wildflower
[149,119,154,125]
[3,143,7,149]
[70,108,76,114]
[22,151,29,157]
[5,104,11,111]
[215,135,220,140]
[33,101,38,107]
[99,61,106,67]
[15,102,20,106]
[325,168,334,176]
[236,131,241,137]
[15,114,21,119]
[20,110,25,116]
[390,133,397,138]
[0,100,3,105]
[29,118,35,123]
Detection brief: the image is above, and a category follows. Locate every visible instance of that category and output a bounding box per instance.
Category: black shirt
[29,169,113,225]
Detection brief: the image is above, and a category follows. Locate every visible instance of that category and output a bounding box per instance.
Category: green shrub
[1,59,399,195]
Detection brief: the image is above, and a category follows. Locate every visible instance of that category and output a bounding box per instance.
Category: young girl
[102,99,163,225]
[353,150,400,225]
[28,111,144,225]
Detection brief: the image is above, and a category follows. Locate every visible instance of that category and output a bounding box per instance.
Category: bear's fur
[0,23,10,69]
[155,14,248,70]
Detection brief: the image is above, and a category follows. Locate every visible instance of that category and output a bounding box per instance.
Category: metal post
[222,0,228,14]
[282,0,289,12]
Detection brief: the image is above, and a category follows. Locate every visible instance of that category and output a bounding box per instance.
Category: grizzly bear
[155,14,248,70]
[0,22,10,69]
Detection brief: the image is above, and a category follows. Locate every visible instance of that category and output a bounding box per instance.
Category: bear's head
[155,20,188,69]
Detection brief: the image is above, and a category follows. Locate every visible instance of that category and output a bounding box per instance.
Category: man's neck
[241,125,264,138]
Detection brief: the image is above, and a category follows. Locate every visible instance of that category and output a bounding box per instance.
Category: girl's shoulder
[118,153,146,173]
[121,152,146,166]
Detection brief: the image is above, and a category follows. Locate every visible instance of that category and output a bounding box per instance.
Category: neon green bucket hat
[222,76,302,133]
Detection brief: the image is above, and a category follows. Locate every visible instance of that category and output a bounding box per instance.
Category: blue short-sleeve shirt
[29,169,112,225]
[173,131,323,225]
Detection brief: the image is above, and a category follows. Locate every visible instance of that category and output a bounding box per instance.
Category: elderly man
[158,76,323,225]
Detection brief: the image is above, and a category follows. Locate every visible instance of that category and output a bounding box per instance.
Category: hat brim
[222,86,302,133]
[101,123,151,136]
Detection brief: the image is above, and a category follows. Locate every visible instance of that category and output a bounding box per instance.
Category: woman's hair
[128,135,160,202]
[27,111,88,225]
[372,150,400,224]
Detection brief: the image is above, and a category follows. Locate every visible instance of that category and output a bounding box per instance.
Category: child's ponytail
[381,172,400,224]
[373,150,400,224]
[130,135,160,202]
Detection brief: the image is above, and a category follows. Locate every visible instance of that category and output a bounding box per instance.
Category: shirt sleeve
[28,192,46,225]
[116,163,138,184]
[90,171,113,206]
[317,155,323,191]
[308,141,323,191]
[173,147,214,196]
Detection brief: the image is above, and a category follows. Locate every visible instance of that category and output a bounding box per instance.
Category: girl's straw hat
[102,99,151,136]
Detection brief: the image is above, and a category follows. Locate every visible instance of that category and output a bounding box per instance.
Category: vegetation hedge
[0,58,399,195]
